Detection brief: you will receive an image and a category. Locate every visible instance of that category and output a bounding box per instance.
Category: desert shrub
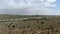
[47,24,54,34]
[21,32,24,34]
[32,32,34,34]
[30,28,33,31]
[27,25,30,28]
[41,22,44,24]
[8,25,10,28]
[55,30,58,32]
[55,29,59,32]
[37,20,39,23]
[38,33,42,34]
[12,25,15,28]
[8,23,13,28]
[49,25,54,32]
[58,23,60,24]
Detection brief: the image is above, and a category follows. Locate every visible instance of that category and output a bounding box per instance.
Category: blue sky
[0,0,60,15]
[55,0,60,11]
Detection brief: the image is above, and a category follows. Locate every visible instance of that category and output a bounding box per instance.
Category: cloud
[0,0,58,15]
[46,0,56,3]
[0,0,56,9]
[0,6,58,15]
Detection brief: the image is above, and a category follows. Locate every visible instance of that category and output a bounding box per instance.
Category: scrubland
[0,15,60,34]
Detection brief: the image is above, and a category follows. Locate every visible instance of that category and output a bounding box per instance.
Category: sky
[0,0,60,15]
